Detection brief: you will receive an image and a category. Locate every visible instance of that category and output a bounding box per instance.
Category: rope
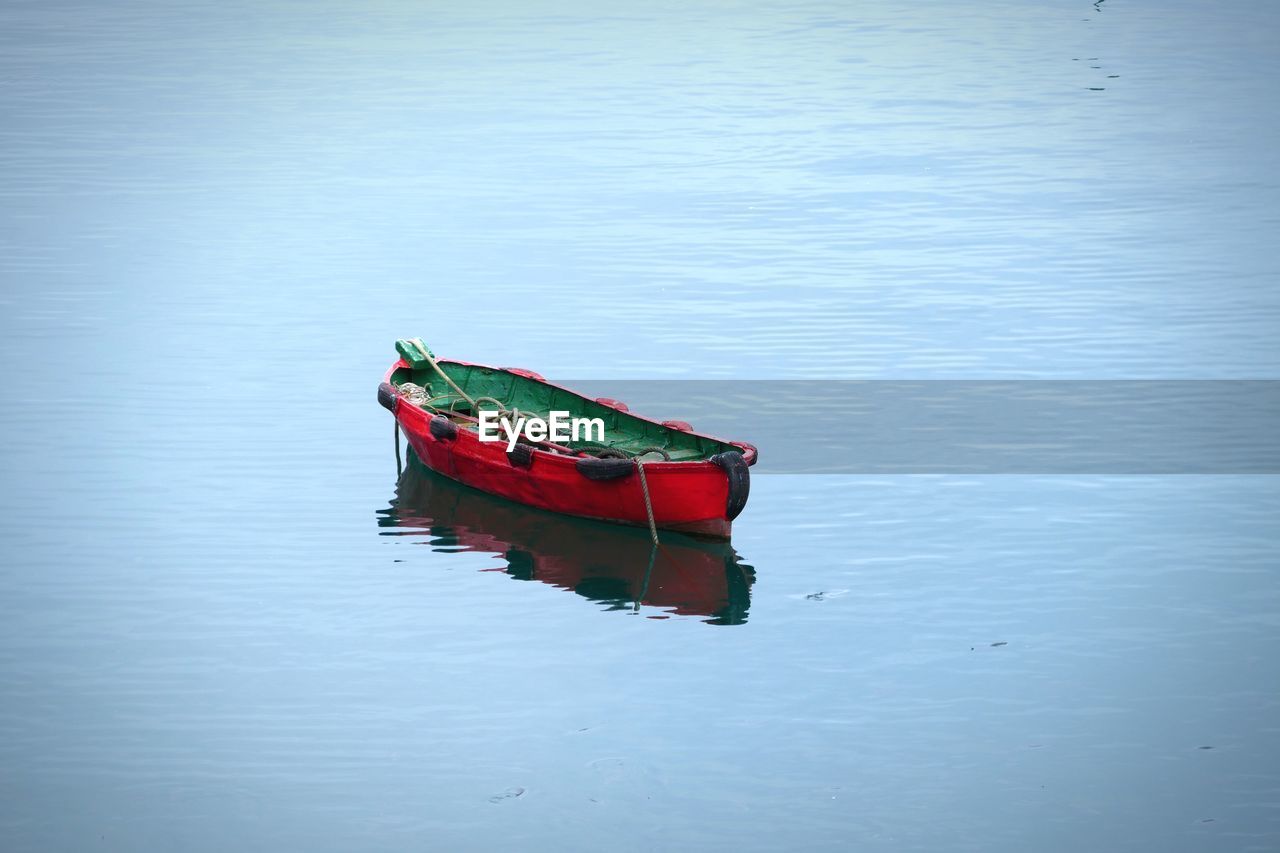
[634,458,665,610]
[470,396,510,418]
[568,442,662,541]
[636,458,659,546]
[568,444,670,460]
[403,342,516,424]
[404,345,523,430]
[394,420,402,477]
[409,338,478,411]
[633,542,658,613]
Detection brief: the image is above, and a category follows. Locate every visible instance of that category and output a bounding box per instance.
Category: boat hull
[381,359,752,538]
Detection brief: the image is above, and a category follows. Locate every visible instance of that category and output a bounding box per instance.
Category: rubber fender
[711,451,750,521]
[576,456,636,481]
[429,415,458,441]
[377,382,398,412]
[594,397,629,412]
[662,419,693,432]
[504,367,546,383]
[507,442,535,468]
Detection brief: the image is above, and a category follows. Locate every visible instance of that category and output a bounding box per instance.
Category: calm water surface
[2,1,1279,851]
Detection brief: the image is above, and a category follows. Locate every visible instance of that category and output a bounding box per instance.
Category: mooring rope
[407,341,525,428]
[634,541,658,613]
[409,338,479,411]
[635,458,659,546]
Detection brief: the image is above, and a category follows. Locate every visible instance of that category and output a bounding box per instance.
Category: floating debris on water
[794,589,850,602]
[488,787,525,803]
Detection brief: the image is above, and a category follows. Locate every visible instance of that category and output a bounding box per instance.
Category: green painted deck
[389,361,734,461]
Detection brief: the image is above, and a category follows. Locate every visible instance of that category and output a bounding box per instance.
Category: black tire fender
[377,382,398,412]
[507,443,535,468]
[576,456,636,481]
[429,415,458,441]
[711,451,750,520]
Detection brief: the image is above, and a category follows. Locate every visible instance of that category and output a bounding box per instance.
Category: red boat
[379,454,755,623]
[378,339,755,538]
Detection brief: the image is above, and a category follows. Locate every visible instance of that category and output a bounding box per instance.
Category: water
[2,1,1279,850]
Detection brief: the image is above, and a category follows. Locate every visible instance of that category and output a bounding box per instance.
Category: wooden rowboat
[378,339,756,539]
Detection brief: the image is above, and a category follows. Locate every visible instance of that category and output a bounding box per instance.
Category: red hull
[382,359,754,538]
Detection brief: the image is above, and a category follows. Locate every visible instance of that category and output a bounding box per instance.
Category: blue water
[2,1,1279,850]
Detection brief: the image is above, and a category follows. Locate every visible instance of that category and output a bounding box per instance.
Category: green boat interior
[389,351,736,462]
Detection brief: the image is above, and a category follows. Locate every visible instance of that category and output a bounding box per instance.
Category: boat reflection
[378,453,755,624]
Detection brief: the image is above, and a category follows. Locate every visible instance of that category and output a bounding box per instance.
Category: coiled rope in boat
[406,338,525,427]
[408,338,475,409]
